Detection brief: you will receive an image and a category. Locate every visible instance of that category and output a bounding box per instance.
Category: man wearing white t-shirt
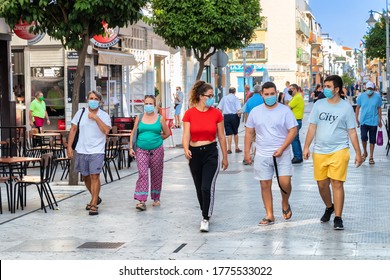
[244,82,298,226]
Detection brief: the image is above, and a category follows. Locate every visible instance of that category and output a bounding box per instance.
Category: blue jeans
[291,120,302,160]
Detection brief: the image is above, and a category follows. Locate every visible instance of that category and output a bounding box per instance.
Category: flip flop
[136,202,146,211]
[361,154,367,162]
[369,158,375,164]
[282,204,292,220]
[258,218,275,226]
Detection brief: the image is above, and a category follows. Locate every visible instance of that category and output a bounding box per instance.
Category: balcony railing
[296,18,310,38]
[228,48,268,63]
[296,48,310,64]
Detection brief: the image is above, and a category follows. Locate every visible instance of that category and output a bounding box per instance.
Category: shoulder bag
[72,108,86,150]
[131,113,143,150]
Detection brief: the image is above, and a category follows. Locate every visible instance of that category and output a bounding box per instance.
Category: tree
[341,73,354,88]
[0,0,147,185]
[149,0,262,80]
[364,16,386,60]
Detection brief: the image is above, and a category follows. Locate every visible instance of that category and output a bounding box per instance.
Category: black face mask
[288,90,293,95]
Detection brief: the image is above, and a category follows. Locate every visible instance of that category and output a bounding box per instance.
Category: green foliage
[341,73,354,88]
[149,0,262,79]
[364,16,386,60]
[0,0,147,50]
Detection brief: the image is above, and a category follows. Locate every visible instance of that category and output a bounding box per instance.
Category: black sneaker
[320,204,334,223]
[291,158,303,164]
[333,216,344,230]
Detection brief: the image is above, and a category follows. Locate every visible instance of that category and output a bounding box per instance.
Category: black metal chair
[102,137,121,183]
[15,153,57,213]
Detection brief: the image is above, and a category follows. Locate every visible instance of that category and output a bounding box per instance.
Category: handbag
[72,108,86,150]
[377,128,383,146]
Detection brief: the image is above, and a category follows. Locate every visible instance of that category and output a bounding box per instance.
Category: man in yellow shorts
[303,75,362,230]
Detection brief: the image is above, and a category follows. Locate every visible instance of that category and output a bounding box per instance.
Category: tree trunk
[68,33,90,185]
[196,59,205,81]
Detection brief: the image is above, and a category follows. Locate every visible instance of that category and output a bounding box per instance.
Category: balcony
[296,48,310,65]
[296,18,310,38]
[257,17,268,30]
[228,44,268,63]
[309,32,318,44]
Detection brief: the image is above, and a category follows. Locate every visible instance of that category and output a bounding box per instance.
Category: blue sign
[244,66,254,76]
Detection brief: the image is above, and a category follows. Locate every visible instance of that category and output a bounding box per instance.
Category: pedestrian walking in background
[283,81,292,105]
[311,84,324,103]
[244,82,298,226]
[29,90,50,132]
[244,84,264,122]
[174,86,184,128]
[244,84,252,102]
[303,75,362,230]
[288,83,305,164]
[129,95,170,211]
[217,87,242,154]
[67,90,111,216]
[182,80,228,232]
[355,81,383,165]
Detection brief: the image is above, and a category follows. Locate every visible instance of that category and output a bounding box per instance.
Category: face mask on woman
[205,97,214,107]
[323,88,334,99]
[264,95,277,106]
[88,100,99,110]
[144,104,155,113]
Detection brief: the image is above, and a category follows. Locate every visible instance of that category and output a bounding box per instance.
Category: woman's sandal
[89,205,99,216]
[258,218,275,226]
[85,197,102,210]
[282,204,292,220]
[369,158,375,164]
[152,200,160,207]
[136,202,146,211]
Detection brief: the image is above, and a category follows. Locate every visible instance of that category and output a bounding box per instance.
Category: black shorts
[224,114,240,136]
[360,124,378,144]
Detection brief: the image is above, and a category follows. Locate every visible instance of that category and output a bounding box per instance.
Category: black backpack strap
[273,156,287,194]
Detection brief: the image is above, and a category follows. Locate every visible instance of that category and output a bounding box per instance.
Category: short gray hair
[253,84,262,93]
[87,90,103,101]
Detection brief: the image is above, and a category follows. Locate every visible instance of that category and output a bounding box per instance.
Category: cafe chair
[102,137,121,183]
[51,136,71,181]
[0,177,9,214]
[14,153,57,213]
[385,118,390,156]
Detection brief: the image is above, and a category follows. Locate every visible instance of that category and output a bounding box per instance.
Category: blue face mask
[323,88,334,99]
[144,104,155,113]
[264,95,277,106]
[88,100,99,110]
[366,90,374,95]
[205,97,214,107]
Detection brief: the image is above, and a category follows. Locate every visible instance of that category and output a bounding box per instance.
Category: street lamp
[366,1,389,98]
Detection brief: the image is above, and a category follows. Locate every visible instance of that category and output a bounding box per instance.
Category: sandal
[152,200,160,207]
[282,204,292,220]
[369,158,375,164]
[361,154,367,162]
[258,218,275,226]
[136,202,146,211]
[89,205,99,216]
[85,197,102,210]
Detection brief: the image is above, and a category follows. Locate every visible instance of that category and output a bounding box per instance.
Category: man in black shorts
[217,87,242,153]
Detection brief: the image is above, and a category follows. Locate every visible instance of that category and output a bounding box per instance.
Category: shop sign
[67,51,79,59]
[13,20,45,45]
[90,20,120,48]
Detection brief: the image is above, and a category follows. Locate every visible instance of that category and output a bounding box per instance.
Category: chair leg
[44,182,58,207]
[112,160,121,180]
[36,184,47,213]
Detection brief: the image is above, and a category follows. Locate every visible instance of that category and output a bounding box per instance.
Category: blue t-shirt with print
[309,98,356,154]
[244,93,264,114]
[356,92,382,126]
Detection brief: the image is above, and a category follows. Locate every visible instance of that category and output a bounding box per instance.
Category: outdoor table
[33,133,62,154]
[0,156,42,213]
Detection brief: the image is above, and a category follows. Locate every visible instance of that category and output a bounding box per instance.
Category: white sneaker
[200,219,209,232]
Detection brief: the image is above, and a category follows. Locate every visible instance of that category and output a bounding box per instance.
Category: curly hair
[189,80,213,106]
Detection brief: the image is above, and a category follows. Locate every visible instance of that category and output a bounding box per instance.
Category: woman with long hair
[182,81,228,232]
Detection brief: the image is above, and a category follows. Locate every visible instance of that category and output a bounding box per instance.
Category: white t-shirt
[246,103,298,157]
[217,94,241,114]
[71,108,112,154]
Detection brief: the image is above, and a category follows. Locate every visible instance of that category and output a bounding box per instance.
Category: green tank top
[137,115,163,150]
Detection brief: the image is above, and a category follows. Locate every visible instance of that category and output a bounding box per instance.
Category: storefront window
[31,66,65,118]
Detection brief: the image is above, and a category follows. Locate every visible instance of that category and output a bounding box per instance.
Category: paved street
[1,104,390,260]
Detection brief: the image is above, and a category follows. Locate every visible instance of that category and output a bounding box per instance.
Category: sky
[309,0,387,49]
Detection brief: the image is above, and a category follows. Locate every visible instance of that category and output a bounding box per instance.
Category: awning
[97,49,137,66]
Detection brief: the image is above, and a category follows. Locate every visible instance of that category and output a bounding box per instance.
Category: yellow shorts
[312,148,350,182]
